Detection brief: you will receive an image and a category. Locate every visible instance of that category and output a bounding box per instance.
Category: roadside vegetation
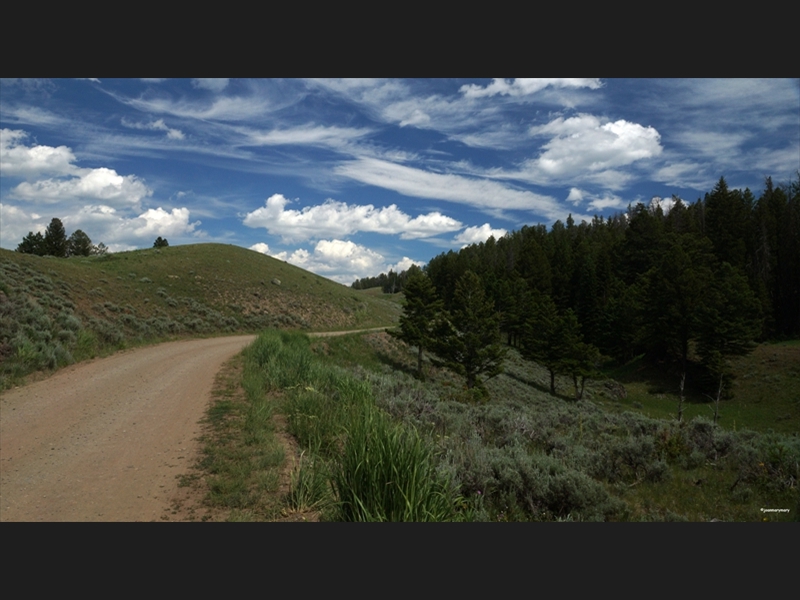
[193,329,465,521]
[193,328,797,522]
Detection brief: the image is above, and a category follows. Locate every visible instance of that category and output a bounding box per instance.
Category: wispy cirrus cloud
[564,186,628,212]
[459,78,602,98]
[237,124,374,148]
[334,157,564,221]
[121,117,185,140]
[192,78,229,92]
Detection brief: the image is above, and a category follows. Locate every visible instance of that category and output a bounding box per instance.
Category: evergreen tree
[564,339,602,401]
[389,269,443,378]
[704,177,751,272]
[599,277,645,362]
[696,262,762,407]
[641,233,714,372]
[520,292,564,395]
[16,231,46,255]
[44,218,68,257]
[67,230,93,257]
[431,271,506,391]
[153,237,169,248]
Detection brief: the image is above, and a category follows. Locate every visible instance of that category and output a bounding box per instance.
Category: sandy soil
[0,335,255,522]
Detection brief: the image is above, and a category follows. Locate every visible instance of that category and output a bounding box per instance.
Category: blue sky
[1,78,798,284]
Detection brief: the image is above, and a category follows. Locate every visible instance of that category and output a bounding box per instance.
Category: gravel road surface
[0,335,255,522]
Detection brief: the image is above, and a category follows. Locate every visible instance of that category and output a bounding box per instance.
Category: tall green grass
[241,329,463,521]
[332,406,458,521]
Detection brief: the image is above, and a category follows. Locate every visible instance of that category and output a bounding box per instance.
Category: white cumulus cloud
[0,203,46,247]
[12,167,152,207]
[387,256,425,273]
[1,129,77,177]
[242,193,463,243]
[566,188,585,205]
[62,205,199,252]
[271,239,388,284]
[249,242,271,255]
[0,203,200,252]
[524,114,663,184]
[3,130,154,208]
[454,223,508,247]
[133,207,199,237]
[266,239,424,284]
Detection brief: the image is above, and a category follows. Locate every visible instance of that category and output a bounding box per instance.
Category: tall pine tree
[44,218,68,257]
[389,268,443,379]
[431,271,506,391]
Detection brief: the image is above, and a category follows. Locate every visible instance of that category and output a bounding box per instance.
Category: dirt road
[307,326,389,337]
[0,335,255,522]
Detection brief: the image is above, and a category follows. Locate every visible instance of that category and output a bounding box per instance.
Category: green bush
[88,317,124,346]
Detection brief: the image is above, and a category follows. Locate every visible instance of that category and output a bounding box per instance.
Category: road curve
[0,335,255,522]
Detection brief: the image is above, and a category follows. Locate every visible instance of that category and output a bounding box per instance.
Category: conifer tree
[696,262,762,414]
[67,230,93,257]
[520,292,564,395]
[44,218,68,257]
[16,231,46,255]
[389,268,443,378]
[431,271,506,391]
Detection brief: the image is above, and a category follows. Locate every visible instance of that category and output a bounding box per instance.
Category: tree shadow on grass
[501,370,575,402]
[374,348,418,377]
[601,355,712,405]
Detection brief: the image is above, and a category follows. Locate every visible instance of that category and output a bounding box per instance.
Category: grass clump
[287,453,331,512]
[332,406,459,521]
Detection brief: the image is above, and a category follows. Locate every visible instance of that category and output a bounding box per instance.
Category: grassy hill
[0,243,402,388]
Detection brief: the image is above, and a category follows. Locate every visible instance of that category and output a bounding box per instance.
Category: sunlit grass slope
[0,243,401,388]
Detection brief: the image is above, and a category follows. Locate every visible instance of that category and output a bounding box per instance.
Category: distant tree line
[15,218,107,257]
[351,267,413,293]
[387,174,799,405]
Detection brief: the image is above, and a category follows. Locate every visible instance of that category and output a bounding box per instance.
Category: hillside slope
[0,243,402,388]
